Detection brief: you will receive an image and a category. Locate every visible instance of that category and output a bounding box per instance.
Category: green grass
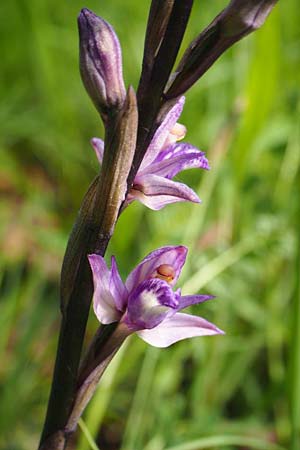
[0,1,299,449]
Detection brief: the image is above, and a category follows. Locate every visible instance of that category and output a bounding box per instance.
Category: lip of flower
[88,246,224,348]
[91,96,210,211]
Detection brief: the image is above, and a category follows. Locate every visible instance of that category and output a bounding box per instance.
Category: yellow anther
[163,123,187,149]
[169,123,186,142]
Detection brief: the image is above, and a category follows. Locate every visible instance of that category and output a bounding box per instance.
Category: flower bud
[165,0,278,99]
[78,8,126,119]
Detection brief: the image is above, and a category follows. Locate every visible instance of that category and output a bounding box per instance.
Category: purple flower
[88,246,224,348]
[91,96,210,210]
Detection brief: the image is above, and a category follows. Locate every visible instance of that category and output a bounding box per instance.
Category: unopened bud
[165,0,278,99]
[78,8,126,120]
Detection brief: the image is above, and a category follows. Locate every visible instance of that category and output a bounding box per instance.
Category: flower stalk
[39,87,138,449]
[66,323,130,435]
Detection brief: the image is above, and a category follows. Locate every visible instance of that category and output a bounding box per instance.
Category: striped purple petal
[139,96,185,170]
[88,254,122,324]
[177,295,215,311]
[139,143,210,179]
[110,256,128,312]
[153,141,206,163]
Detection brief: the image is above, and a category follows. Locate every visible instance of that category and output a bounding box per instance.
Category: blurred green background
[0,1,299,449]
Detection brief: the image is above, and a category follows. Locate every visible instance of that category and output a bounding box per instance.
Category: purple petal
[139,96,185,170]
[110,256,128,312]
[139,143,210,179]
[126,246,187,292]
[131,174,200,210]
[91,137,104,164]
[177,295,215,311]
[88,254,122,324]
[175,288,182,297]
[124,279,177,331]
[153,142,208,164]
[137,312,224,347]
[130,190,194,210]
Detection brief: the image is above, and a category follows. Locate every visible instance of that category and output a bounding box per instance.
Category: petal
[137,312,224,348]
[131,174,200,210]
[139,96,185,170]
[139,143,210,179]
[126,246,187,292]
[130,191,191,210]
[153,142,205,163]
[175,288,182,297]
[155,142,206,163]
[178,295,215,311]
[91,137,105,164]
[110,256,128,312]
[88,254,122,324]
[125,278,177,331]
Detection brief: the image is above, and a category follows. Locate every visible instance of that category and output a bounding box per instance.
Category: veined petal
[137,312,224,347]
[125,279,177,331]
[132,174,200,210]
[110,256,128,312]
[177,294,215,310]
[139,96,185,170]
[139,143,210,179]
[126,246,187,292]
[88,254,121,324]
[152,142,205,163]
[91,137,105,164]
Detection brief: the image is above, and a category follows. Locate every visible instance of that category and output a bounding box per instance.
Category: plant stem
[290,238,300,450]
[38,88,137,450]
[127,0,193,190]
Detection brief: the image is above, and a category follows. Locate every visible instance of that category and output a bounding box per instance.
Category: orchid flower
[91,96,210,210]
[88,246,223,348]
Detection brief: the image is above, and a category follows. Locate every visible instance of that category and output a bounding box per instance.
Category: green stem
[290,239,300,449]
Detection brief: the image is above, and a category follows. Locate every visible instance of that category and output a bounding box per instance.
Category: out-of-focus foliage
[0,1,299,449]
